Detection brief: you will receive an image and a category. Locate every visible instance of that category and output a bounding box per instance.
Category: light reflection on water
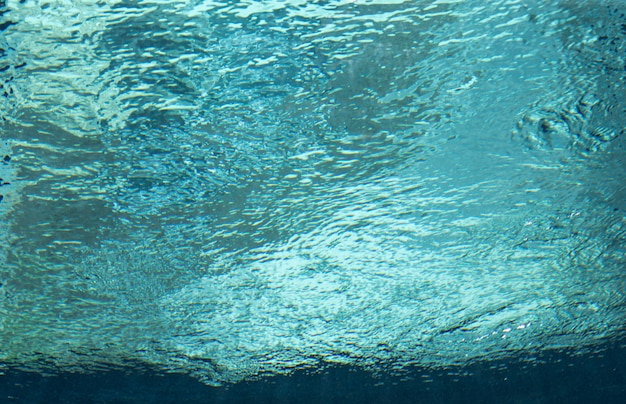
[0,0,624,384]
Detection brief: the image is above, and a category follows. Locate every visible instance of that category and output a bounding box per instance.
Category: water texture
[0,0,625,384]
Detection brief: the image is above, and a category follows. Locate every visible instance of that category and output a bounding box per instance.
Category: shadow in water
[1,340,625,404]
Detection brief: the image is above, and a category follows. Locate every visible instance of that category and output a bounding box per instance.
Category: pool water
[0,0,625,398]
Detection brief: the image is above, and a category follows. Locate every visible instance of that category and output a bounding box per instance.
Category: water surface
[0,0,625,385]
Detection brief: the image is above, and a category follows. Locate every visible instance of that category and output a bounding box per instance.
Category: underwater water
[0,0,625,395]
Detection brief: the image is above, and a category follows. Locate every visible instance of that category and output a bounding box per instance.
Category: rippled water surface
[1,0,625,385]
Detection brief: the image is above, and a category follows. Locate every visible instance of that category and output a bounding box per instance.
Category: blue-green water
[0,0,625,387]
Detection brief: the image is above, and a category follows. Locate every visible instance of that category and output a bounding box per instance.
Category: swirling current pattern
[0,0,625,384]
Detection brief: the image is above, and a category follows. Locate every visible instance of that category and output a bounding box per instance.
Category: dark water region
[0,0,625,398]
[1,340,626,403]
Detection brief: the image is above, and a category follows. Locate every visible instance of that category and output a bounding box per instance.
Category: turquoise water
[0,0,625,386]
